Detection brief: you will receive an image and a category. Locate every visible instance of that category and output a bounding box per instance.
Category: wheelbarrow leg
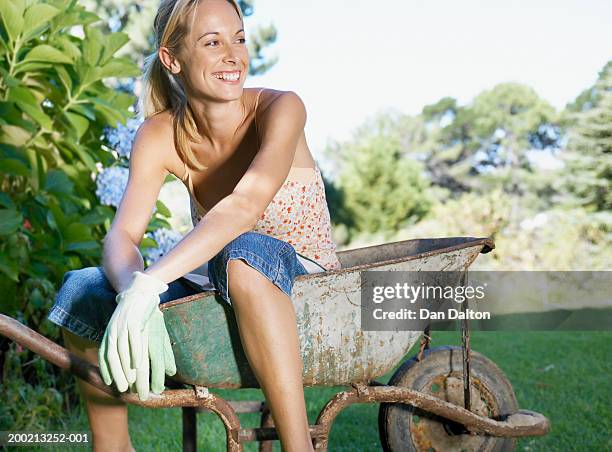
[183,407,197,452]
[258,402,274,452]
[461,286,472,411]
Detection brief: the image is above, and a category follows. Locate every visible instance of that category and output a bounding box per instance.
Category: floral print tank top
[180,88,342,272]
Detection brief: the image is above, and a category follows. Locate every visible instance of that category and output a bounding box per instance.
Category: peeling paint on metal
[162,238,488,387]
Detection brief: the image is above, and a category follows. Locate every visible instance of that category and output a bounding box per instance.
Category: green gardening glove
[98,271,168,395]
[132,307,177,400]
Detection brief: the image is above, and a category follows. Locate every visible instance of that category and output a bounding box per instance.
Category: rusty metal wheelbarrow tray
[0,236,550,451]
[163,236,495,388]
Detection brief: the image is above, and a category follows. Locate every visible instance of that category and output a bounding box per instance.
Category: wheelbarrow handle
[0,314,236,410]
[0,313,116,397]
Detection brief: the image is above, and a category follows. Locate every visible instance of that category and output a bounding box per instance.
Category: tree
[561,65,612,211]
[399,83,560,197]
[330,131,431,235]
[564,60,612,115]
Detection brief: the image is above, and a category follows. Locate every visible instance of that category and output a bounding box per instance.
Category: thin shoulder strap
[181,160,189,181]
[254,88,265,140]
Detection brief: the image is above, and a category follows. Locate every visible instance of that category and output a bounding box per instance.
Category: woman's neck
[189,93,249,154]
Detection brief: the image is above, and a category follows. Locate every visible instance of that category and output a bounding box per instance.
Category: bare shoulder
[138,110,174,142]
[256,88,307,124]
[132,110,176,174]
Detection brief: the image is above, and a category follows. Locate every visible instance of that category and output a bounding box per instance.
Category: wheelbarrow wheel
[378,345,518,452]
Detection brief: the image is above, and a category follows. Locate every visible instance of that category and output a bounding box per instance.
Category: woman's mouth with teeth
[212,71,240,82]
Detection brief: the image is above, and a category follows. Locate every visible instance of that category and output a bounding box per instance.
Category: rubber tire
[378,346,518,452]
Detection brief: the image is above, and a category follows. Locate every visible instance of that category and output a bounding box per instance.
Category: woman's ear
[158,47,182,75]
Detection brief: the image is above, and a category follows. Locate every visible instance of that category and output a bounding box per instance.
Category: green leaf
[0,30,7,55]
[65,111,89,140]
[55,36,81,61]
[0,209,23,235]
[0,253,19,282]
[47,205,64,232]
[0,67,20,88]
[113,90,137,111]
[65,241,99,252]
[80,211,108,225]
[2,123,33,146]
[82,26,104,66]
[0,158,29,176]
[0,0,24,44]
[148,217,171,231]
[0,103,22,126]
[17,101,53,130]
[52,10,98,32]
[54,65,73,93]
[139,237,157,249]
[65,142,97,172]
[7,86,38,106]
[96,57,140,80]
[65,222,91,242]
[68,104,96,121]
[12,61,55,76]
[20,44,72,65]
[89,99,123,125]
[99,32,130,65]
[45,170,74,195]
[0,193,15,209]
[155,200,172,217]
[22,4,60,42]
[31,288,44,309]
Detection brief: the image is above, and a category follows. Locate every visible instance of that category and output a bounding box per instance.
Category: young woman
[46,0,340,450]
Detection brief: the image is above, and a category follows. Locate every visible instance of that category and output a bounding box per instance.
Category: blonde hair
[138,0,244,171]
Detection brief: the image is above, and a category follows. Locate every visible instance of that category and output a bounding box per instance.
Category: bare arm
[102,118,170,293]
[144,91,307,284]
[102,230,145,294]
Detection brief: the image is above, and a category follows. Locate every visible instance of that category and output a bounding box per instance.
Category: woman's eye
[206,40,219,47]
[237,38,246,44]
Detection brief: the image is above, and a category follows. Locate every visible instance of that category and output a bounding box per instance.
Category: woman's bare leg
[227,259,314,452]
[62,329,135,452]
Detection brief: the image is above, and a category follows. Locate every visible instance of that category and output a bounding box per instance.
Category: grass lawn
[34,331,611,451]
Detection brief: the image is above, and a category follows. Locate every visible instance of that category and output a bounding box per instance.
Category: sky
[243,0,612,161]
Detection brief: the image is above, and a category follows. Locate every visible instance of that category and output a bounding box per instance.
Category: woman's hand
[98,271,169,395]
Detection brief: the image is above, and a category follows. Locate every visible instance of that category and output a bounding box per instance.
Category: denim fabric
[208,231,309,306]
[47,231,310,341]
[46,267,200,343]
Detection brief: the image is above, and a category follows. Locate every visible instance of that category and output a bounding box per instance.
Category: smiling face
[163,0,248,101]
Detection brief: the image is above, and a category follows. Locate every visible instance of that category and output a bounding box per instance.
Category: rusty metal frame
[1,314,550,452]
[460,271,472,412]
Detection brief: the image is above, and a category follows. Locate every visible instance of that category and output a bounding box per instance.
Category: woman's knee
[48,267,118,342]
[226,258,264,294]
[208,231,300,306]
[56,267,116,306]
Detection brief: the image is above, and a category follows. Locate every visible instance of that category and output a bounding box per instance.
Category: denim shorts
[47,231,316,343]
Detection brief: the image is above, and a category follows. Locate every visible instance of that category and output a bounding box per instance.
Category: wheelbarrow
[0,236,550,451]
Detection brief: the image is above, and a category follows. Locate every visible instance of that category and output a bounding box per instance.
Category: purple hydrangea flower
[103,116,143,158]
[94,165,159,216]
[142,228,184,264]
[95,166,129,207]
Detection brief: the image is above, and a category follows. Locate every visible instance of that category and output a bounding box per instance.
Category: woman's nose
[223,49,239,65]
